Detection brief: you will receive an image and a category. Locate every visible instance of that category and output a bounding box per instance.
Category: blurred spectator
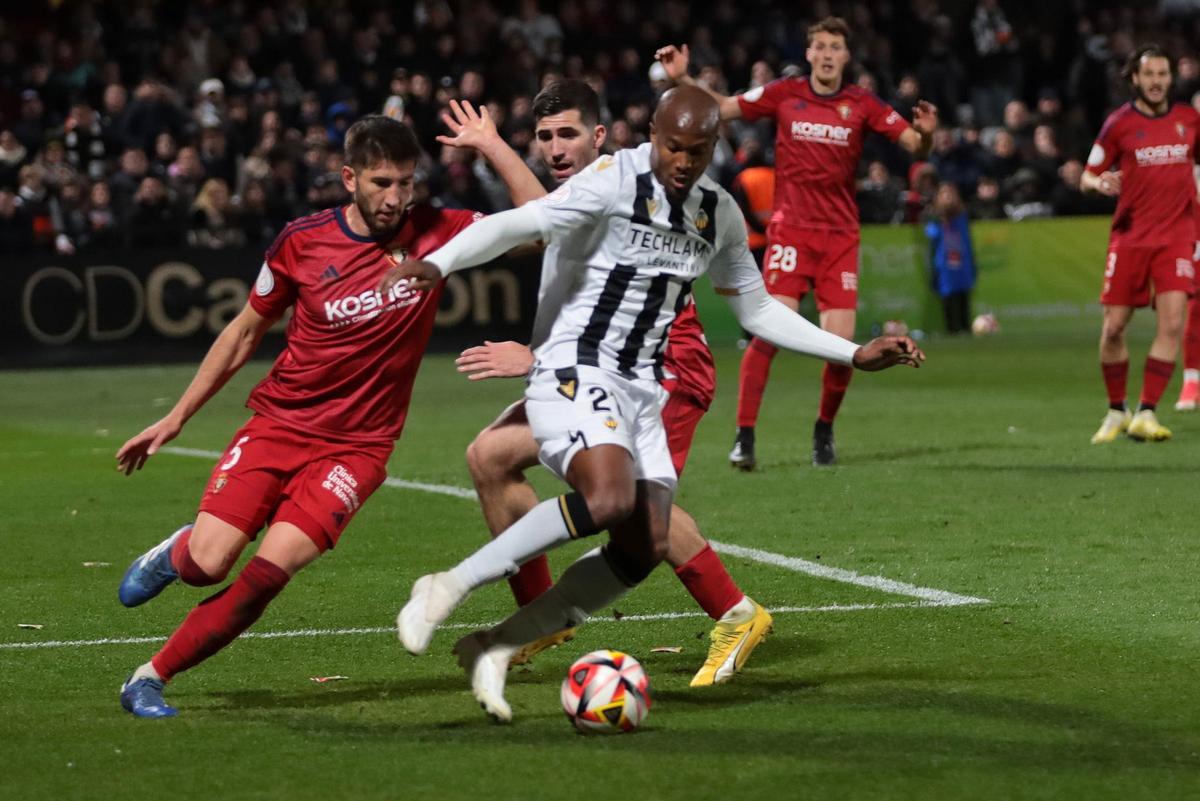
[857,160,903,224]
[189,178,246,249]
[0,129,27,187]
[12,89,48,153]
[970,175,1006,220]
[235,180,277,249]
[924,182,977,334]
[987,129,1022,186]
[85,180,121,250]
[16,164,53,246]
[168,145,206,207]
[124,176,184,249]
[1050,159,1117,217]
[970,0,1021,127]
[0,187,34,252]
[48,177,88,254]
[55,103,107,182]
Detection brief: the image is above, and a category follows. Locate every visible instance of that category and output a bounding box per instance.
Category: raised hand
[852,335,925,371]
[456,340,535,380]
[654,44,691,82]
[912,100,939,135]
[436,99,500,152]
[116,416,182,475]
[1097,170,1123,196]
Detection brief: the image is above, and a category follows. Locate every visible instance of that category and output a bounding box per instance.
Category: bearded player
[656,16,936,467]
[439,80,772,687]
[111,115,534,717]
[1083,45,1200,443]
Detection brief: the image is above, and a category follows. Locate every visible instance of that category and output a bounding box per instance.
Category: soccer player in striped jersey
[656,16,937,467]
[385,86,923,723]
[1083,45,1200,442]
[441,81,771,687]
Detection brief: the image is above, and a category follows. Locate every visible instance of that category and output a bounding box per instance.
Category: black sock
[1137,402,1155,413]
[814,419,833,436]
[1109,401,1127,412]
[736,426,755,443]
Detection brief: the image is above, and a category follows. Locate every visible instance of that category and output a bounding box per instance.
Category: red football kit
[1086,102,1200,307]
[738,78,910,310]
[659,299,716,477]
[198,204,479,550]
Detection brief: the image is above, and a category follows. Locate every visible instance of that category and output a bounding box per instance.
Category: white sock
[1184,369,1199,383]
[452,496,578,590]
[718,595,756,624]
[488,547,632,648]
[131,661,163,683]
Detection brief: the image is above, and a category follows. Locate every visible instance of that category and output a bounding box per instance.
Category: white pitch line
[0,601,952,652]
[158,446,988,605]
[709,540,989,606]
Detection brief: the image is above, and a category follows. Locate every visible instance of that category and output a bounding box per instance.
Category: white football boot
[396,572,469,655]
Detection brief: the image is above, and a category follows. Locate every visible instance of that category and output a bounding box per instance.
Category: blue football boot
[120,675,178,718]
[118,524,191,608]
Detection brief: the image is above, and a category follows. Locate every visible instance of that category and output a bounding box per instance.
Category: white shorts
[525,365,677,488]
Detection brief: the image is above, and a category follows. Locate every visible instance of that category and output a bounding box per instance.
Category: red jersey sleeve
[736,79,793,122]
[865,94,910,143]
[1085,113,1122,176]
[250,227,301,318]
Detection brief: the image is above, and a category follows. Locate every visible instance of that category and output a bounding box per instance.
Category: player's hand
[852,336,925,371]
[116,417,182,476]
[456,340,535,380]
[654,44,690,82]
[1097,170,1122,196]
[378,259,441,294]
[912,100,939,134]
[436,99,500,153]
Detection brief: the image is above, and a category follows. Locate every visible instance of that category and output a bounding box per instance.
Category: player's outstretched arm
[378,204,546,294]
[437,99,546,205]
[722,284,924,370]
[456,341,535,380]
[899,100,938,159]
[115,302,278,475]
[654,44,743,121]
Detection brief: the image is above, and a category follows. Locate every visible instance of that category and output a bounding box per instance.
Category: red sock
[818,363,854,424]
[151,556,290,681]
[736,338,778,428]
[1140,357,1175,407]
[170,526,220,587]
[1101,360,1128,407]
[1184,299,1200,372]
[508,555,553,606]
[673,544,745,621]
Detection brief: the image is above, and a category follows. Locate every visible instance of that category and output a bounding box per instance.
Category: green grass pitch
[2,317,1198,800]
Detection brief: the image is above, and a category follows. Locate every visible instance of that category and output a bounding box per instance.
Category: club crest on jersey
[557,378,577,401]
[646,198,659,217]
[604,417,618,430]
[837,103,852,120]
[213,472,228,494]
[1177,123,1187,139]
[389,248,408,265]
[695,209,709,231]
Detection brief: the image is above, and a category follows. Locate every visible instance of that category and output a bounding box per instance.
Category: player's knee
[601,542,660,586]
[466,431,514,486]
[1101,320,1127,346]
[581,486,636,531]
[187,538,236,582]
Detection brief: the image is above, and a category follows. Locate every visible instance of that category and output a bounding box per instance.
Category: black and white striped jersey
[525,143,761,381]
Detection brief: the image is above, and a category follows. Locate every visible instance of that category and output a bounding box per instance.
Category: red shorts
[659,383,711,479]
[1102,241,1196,307]
[197,415,392,552]
[763,223,860,311]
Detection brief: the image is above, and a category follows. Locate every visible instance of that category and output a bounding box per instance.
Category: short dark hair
[808,16,851,48]
[344,114,422,169]
[1123,44,1173,82]
[532,80,601,127]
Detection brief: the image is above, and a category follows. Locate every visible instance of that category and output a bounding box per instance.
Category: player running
[655,16,936,467]
[386,86,923,723]
[1082,45,1200,443]
[112,116,512,718]
[441,80,772,687]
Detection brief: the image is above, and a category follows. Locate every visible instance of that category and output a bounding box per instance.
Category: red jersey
[247,204,480,443]
[1086,102,1200,248]
[738,78,910,232]
[661,300,715,407]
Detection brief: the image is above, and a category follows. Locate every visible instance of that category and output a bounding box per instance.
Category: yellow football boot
[1090,409,1132,444]
[690,599,773,687]
[1126,408,1172,442]
[509,627,576,668]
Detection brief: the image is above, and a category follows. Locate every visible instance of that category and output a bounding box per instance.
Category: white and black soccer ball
[971,313,1000,336]
[560,650,651,734]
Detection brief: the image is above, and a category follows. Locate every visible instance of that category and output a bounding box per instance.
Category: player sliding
[386,86,923,723]
[441,80,773,687]
[111,116,515,718]
[656,16,936,468]
[1083,45,1200,444]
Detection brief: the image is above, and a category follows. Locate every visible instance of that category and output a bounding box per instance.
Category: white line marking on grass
[158,446,988,605]
[0,601,957,651]
[709,540,989,606]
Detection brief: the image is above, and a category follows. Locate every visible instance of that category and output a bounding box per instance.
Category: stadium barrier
[1,216,1113,368]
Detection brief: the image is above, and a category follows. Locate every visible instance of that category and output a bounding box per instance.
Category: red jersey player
[1173,200,1200,411]
[113,116,485,717]
[1083,45,1200,443]
[657,16,936,468]
[439,81,772,687]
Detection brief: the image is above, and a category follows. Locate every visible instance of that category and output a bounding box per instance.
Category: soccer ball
[971,313,1000,336]
[560,650,651,734]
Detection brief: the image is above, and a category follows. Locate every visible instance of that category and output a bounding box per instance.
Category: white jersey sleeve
[526,154,621,243]
[706,194,766,295]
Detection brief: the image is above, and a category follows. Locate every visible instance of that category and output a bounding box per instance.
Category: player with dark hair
[442,79,773,687]
[386,86,923,723]
[1083,45,1200,443]
[656,16,937,468]
[111,115,537,718]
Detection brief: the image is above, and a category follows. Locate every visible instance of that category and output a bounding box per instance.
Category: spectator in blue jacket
[925,182,977,334]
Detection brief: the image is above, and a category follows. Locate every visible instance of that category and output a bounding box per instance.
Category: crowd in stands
[3,0,1197,255]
